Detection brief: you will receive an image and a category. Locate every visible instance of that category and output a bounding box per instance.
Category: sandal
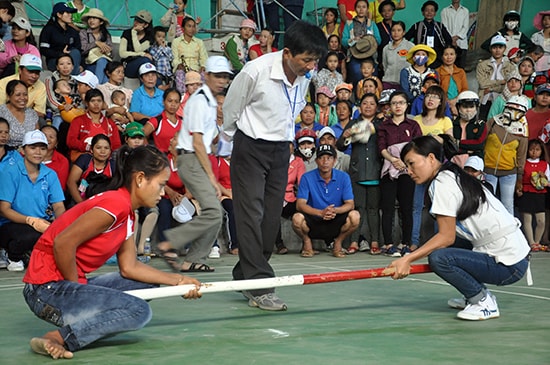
[180,262,215,272]
[276,246,289,255]
[346,246,358,255]
[159,248,181,272]
[370,246,381,255]
[531,243,542,252]
[332,249,346,258]
[301,249,315,258]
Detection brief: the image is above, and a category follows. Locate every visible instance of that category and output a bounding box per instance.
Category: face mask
[503,107,524,122]
[299,147,314,158]
[459,108,477,121]
[505,20,518,30]
[414,55,428,66]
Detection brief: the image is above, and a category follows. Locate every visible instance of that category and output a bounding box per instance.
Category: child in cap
[516,139,550,251]
[315,86,337,127]
[224,18,258,72]
[176,71,203,118]
[507,47,523,65]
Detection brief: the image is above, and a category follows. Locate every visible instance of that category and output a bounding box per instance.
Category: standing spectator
[321,8,339,38]
[452,91,487,158]
[440,0,469,69]
[480,10,534,55]
[525,84,550,140]
[41,125,69,192]
[476,35,515,118]
[249,28,277,60]
[0,16,39,78]
[382,21,413,90]
[332,99,354,155]
[314,86,338,127]
[399,44,437,101]
[39,2,81,75]
[487,72,530,121]
[531,10,550,73]
[337,0,355,35]
[80,8,112,85]
[119,10,154,79]
[377,90,422,257]
[341,0,381,85]
[0,53,46,119]
[483,95,530,214]
[66,0,90,30]
[437,45,469,115]
[336,94,382,255]
[224,18,257,73]
[0,80,38,148]
[0,130,65,271]
[369,0,405,24]
[404,0,452,68]
[375,0,401,72]
[129,63,164,123]
[161,0,202,44]
[223,21,326,311]
[157,56,231,273]
[312,52,344,94]
[317,35,347,82]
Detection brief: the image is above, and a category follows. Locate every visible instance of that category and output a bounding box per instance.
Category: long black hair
[401,134,486,221]
[109,145,169,191]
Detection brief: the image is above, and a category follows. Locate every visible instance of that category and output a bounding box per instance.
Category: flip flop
[159,248,181,272]
[332,249,346,258]
[180,262,215,272]
[301,250,315,258]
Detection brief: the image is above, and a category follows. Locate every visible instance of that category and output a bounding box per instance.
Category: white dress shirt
[440,4,470,50]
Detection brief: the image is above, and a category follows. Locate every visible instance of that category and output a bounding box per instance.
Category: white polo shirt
[177,84,218,154]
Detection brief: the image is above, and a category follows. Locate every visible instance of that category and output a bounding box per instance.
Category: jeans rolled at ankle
[428,247,528,301]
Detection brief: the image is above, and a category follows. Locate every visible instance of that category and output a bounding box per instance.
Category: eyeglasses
[425,94,441,100]
[391,101,407,106]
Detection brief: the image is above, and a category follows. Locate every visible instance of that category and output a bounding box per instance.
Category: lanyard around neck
[281,81,298,117]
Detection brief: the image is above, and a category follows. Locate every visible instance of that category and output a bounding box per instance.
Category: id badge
[427,36,435,48]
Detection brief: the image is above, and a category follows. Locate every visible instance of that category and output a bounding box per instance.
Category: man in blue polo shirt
[129,63,164,123]
[292,144,359,258]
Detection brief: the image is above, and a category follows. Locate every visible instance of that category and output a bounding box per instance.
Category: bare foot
[30,336,74,359]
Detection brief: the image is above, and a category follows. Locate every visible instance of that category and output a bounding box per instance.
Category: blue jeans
[85,57,109,84]
[484,173,516,215]
[411,183,426,246]
[23,272,156,352]
[428,248,528,302]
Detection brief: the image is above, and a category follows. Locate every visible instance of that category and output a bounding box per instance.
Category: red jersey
[217,156,231,190]
[66,113,122,153]
[43,150,70,191]
[23,188,135,285]
[165,153,185,195]
[147,111,182,153]
[522,159,549,194]
[249,44,277,58]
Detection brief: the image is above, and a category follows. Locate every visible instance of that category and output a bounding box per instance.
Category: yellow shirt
[413,115,453,136]
[171,36,208,72]
[0,74,46,115]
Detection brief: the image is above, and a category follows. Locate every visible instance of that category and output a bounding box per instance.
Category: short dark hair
[85,88,104,102]
[153,26,167,35]
[284,20,327,58]
[378,0,396,13]
[181,16,195,28]
[391,21,406,32]
[6,79,26,97]
[324,7,339,21]
[421,0,438,12]
[0,1,15,18]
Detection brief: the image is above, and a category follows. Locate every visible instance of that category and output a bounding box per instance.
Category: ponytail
[109,145,169,191]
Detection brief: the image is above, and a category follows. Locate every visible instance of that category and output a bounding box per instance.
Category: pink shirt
[0,41,40,74]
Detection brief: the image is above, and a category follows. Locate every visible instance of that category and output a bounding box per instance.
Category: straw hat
[406,44,436,65]
[82,8,110,27]
[350,35,377,60]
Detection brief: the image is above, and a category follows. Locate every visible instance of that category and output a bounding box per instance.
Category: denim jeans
[428,248,528,302]
[23,272,156,352]
[85,57,109,84]
[484,173,516,215]
[411,183,426,246]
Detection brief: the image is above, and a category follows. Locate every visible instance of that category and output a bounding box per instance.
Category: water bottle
[143,238,152,263]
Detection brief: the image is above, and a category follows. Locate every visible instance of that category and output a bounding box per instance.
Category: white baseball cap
[464,156,484,172]
[318,126,336,139]
[19,54,42,71]
[205,56,233,74]
[138,62,157,76]
[73,70,99,88]
[11,16,32,31]
[22,130,48,146]
[172,197,196,223]
[490,34,507,47]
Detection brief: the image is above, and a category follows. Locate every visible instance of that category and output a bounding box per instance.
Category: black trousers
[0,222,42,263]
[231,131,289,296]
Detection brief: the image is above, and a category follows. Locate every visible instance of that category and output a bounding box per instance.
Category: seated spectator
[80,8,113,85]
[410,73,453,118]
[275,142,305,255]
[437,45,469,116]
[356,58,382,101]
[480,10,534,55]
[295,128,318,172]
[39,2,81,75]
[109,90,134,131]
[0,130,65,271]
[518,56,537,99]
[97,61,134,118]
[0,117,20,168]
[129,63,164,123]
[0,79,39,148]
[149,26,174,86]
[476,35,516,117]
[176,71,202,118]
[67,89,121,162]
[0,1,14,40]
[224,18,258,73]
[488,72,531,121]
[295,102,323,134]
[67,0,90,30]
[67,134,114,205]
[0,16,39,78]
[45,54,77,129]
[41,125,69,192]
[315,86,337,127]
[317,35,347,83]
[0,53,46,119]
[292,144,360,258]
[144,88,182,154]
[507,47,524,66]
[532,10,550,73]
[52,78,85,126]
[404,0,452,68]
[172,17,207,94]
[382,21,413,90]
[119,10,154,79]
[313,52,344,94]
[321,7,339,38]
[249,28,277,60]
[369,0,405,24]
[400,44,437,101]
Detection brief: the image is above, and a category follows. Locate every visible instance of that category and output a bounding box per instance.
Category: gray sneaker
[358,240,370,252]
[243,291,287,311]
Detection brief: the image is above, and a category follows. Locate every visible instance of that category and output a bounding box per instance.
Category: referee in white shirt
[223,21,327,311]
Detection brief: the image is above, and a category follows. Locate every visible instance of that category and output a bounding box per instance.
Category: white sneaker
[457,293,500,321]
[208,246,220,259]
[7,259,24,272]
[448,297,467,309]
[358,240,370,252]
[0,249,7,269]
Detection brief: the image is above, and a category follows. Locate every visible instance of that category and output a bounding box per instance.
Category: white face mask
[459,108,477,121]
[299,147,314,158]
[505,20,518,30]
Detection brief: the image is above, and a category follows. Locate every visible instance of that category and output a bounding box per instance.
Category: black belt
[177,149,195,155]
